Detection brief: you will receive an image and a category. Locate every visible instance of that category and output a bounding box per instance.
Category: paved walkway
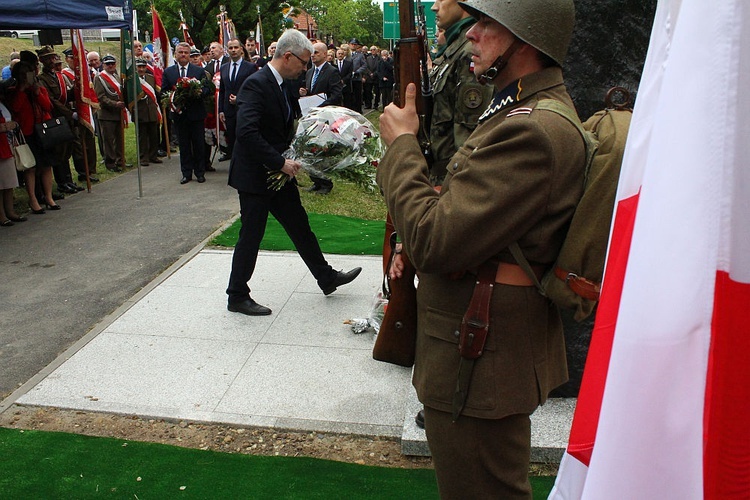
[0,154,573,461]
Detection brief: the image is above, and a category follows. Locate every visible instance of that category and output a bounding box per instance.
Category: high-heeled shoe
[8,215,27,222]
[30,207,46,214]
[45,203,62,211]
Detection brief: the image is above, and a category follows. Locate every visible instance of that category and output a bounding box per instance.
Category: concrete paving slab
[14,248,574,460]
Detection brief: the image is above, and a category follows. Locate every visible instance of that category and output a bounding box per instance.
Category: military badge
[463,87,483,109]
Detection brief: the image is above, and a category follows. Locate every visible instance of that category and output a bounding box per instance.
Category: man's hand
[299,87,308,97]
[280,158,302,178]
[219,112,226,126]
[229,93,237,105]
[389,244,405,280]
[379,82,419,146]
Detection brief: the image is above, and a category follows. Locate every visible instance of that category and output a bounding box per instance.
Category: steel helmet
[458,0,575,67]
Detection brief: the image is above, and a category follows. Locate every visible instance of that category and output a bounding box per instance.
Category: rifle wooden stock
[373,225,418,367]
[374,0,427,367]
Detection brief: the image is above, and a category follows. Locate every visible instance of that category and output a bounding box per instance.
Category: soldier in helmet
[428,0,494,186]
[378,0,585,497]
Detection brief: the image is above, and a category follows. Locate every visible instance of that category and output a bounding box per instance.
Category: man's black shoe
[322,267,362,295]
[58,183,76,194]
[315,187,331,195]
[157,149,167,157]
[68,182,84,192]
[228,299,272,316]
[205,165,217,172]
[415,409,425,429]
[196,176,206,183]
[306,185,320,192]
[107,166,123,173]
[79,174,99,182]
[180,177,191,185]
[218,154,231,162]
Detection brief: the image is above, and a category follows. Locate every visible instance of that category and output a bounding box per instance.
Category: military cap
[190,47,201,56]
[62,48,73,57]
[36,46,58,59]
[101,54,116,64]
[201,45,210,54]
[135,58,147,66]
[19,50,38,65]
[348,38,362,46]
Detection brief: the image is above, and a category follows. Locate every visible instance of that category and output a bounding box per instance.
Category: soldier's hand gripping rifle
[373,0,433,367]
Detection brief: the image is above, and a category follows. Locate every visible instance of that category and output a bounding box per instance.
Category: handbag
[12,130,36,171]
[34,117,74,149]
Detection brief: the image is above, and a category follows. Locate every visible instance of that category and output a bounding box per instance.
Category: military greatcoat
[377,66,586,419]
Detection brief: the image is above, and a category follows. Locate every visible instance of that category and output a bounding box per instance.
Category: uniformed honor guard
[378,0,585,497]
[94,54,126,172]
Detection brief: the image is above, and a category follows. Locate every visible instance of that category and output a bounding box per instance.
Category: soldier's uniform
[135,62,162,165]
[428,17,493,186]
[94,55,125,171]
[378,66,585,498]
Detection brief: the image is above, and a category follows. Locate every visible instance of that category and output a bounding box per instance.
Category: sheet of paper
[300,94,326,115]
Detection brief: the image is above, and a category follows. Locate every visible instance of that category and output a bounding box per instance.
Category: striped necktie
[311,67,320,91]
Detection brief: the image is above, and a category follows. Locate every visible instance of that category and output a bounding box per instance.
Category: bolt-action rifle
[373,0,433,367]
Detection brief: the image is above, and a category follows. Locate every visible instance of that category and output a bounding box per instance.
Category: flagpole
[130,28,143,199]
[72,29,92,193]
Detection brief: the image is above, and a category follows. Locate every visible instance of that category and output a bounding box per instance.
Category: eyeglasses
[288,52,309,66]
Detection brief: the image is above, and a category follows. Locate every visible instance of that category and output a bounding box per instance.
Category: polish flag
[550,0,750,498]
[151,6,173,71]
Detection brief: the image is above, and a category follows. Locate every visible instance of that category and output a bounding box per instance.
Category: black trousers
[226,183,336,302]
[351,79,363,114]
[224,114,237,158]
[174,118,205,178]
[138,121,160,162]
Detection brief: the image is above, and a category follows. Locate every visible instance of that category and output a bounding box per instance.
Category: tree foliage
[299,0,385,47]
[132,0,292,50]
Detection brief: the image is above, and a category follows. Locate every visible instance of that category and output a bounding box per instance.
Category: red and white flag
[151,6,173,71]
[550,1,750,498]
[71,29,98,134]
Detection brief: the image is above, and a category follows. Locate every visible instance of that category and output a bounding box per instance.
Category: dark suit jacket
[228,65,301,194]
[335,58,353,92]
[219,59,257,118]
[305,62,343,106]
[161,63,211,122]
[205,56,230,77]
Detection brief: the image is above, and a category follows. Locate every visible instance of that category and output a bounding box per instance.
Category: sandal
[1,219,14,227]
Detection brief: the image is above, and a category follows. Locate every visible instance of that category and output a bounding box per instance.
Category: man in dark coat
[335,48,354,109]
[225,29,361,316]
[219,38,257,162]
[161,42,212,184]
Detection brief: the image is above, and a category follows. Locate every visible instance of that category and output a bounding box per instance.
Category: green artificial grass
[0,428,556,499]
[211,213,386,255]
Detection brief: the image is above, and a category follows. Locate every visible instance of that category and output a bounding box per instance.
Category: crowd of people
[0,33,395,225]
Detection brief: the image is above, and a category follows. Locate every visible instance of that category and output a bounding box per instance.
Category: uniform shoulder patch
[463,87,483,109]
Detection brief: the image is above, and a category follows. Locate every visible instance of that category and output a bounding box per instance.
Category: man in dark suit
[161,42,212,184]
[335,48,354,109]
[225,29,362,316]
[299,42,343,107]
[298,42,343,195]
[219,38,257,162]
[205,41,230,77]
